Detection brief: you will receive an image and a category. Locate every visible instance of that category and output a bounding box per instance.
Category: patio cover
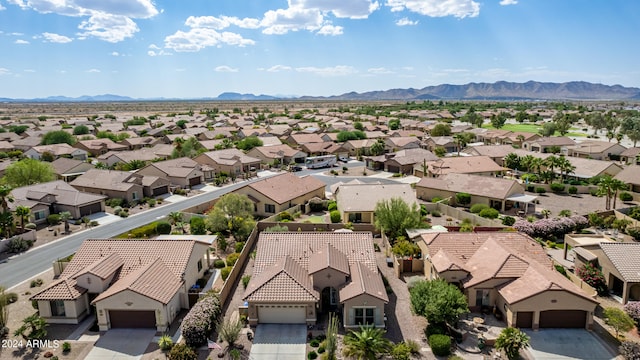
[505,194,538,203]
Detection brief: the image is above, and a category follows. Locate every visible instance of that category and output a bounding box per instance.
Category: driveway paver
[524,329,617,360]
[249,324,306,360]
[85,329,156,360]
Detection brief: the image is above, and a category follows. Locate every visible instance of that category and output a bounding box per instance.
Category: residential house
[233,172,325,217]
[136,157,204,188]
[423,156,506,178]
[25,144,88,161]
[11,136,42,152]
[50,158,94,182]
[620,147,640,165]
[194,149,261,180]
[615,165,640,193]
[243,232,388,329]
[523,137,576,154]
[98,144,173,167]
[119,136,161,150]
[286,133,325,147]
[417,232,598,329]
[74,139,128,157]
[342,139,378,157]
[512,149,623,180]
[265,124,292,137]
[0,141,15,152]
[300,142,346,157]
[30,238,212,331]
[366,148,438,174]
[10,180,106,222]
[462,145,516,166]
[384,137,422,152]
[247,144,307,165]
[335,183,416,224]
[423,136,457,153]
[568,140,627,161]
[415,173,536,213]
[71,169,170,202]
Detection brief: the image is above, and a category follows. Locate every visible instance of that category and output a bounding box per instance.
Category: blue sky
[0,0,639,98]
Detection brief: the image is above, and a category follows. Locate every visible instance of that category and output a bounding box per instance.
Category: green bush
[425,323,446,338]
[590,188,599,196]
[147,198,157,207]
[391,342,412,360]
[124,222,159,238]
[526,185,535,192]
[627,227,640,241]
[327,201,337,211]
[1,292,18,304]
[189,217,206,235]
[455,192,471,206]
[277,211,293,221]
[221,267,232,281]
[235,242,245,253]
[307,351,317,360]
[30,279,44,288]
[155,221,172,234]
[550,183,566,193]
[431,197,442,203]
[535,187,547,194]
[7,238,34,253]
[317,345,325,354]
[242,275,251,289]
[428,334,451,357]
[107,198,124,208]
[620,192,634,202]
[478,208,499,219]
[309,339,320,347]
[330,210,341,223]
[501,216,516,226]
[62,342,71,352]
[470,203,489,214]
[568,186,578,194]
[47,214,61,225]
[213,259,226,268]
[226,253,240,267]
[168,343,197,360]
[431,210,441,217]
[25,223,37,230]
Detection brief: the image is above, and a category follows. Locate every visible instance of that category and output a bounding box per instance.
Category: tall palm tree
[597,176,617,210]
[611,178,628,209]
[59,211,72,234]
[0,185,14,213]
[503,153,520,171]
[342,325,392,360]
[557,156,576,182]
[0,212,13,238]
[542,155,563,182]
[519,155,536,173]
[453,132,473,156]
[15,205,31,231]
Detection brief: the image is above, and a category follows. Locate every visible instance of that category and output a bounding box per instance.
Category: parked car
[339,156,350,162]
[290,165,303,172]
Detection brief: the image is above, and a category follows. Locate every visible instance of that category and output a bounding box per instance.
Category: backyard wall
[422,202,503,227]
[217,228,259,307]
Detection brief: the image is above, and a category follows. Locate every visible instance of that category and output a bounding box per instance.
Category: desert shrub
[62,342,71,352]
[112,206,122,214]
[264,224,289,232]
[590,188,599,196]
[221,266,232,281]
[428,334,451,357]
[277,211,293,221]
[307,351,318,360]
[226,253,240,267]
[568,186,578,194]
[213,259,226,268]
[405,339,420,354]
[624,302,640,326]
[30,279,44,288]
[47,214,61,225]
[535,187,547,194]
[7,238,34,253]
[327,200,337,211]
[478,208,499,219]
[455,192,471,206]
[1,292,18,304]
[513,215,587,238]
[470,204,489,214]
[234,242,245,253]
[391,341,412,360]
[181,292,221,347]
[189,217,206,235]
[425,323,446,338]
[555,265,569,278]
[168,343,197,360]
[330,210,341,223]
[126,222,159,238]
[155,221,172,234]
[310,339,320,347]
[502,216,516,226]
[25,222,37,230]
[526,185,535,192]
[576,262,608,296]
[431,210,441,217]
[107,198,124,207]
[147,198,156,207]
[620,341,640,360]
[620,192,634,202]
[550,183,566,193]
[628,227,640,241]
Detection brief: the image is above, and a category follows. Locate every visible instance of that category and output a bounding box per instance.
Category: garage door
[539,310,586,328]
[79,202,102,216]
[189,176,202,186]
[109,310,156,328]
[387,166,400,173]
[516,311,533,328]
[152,186,169,196]
[258,305,306,324]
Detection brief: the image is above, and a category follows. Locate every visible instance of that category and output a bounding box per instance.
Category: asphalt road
[0,161,372,289]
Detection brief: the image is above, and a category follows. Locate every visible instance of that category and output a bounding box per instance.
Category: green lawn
[481,123,587,137]
[304,215,327,223]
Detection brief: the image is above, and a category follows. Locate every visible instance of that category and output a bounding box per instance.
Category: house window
[355,307,375,325]
[34,210,46,221]
[330,288,338,306]
[348,213,362,223]
[132,192,139,200]
[50,300,66,317]
[197,260,203,272]
[264,204,276,213]
[475,289,490,307]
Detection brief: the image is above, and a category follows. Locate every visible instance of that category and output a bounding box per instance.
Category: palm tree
[503,153,520,171]
[529,157,544,176]
[519,155,536,173]
[168,211,184,233]
[0,212,14,238]
[0,185,14,213]
[541,209,552,219]
[495,327,530,360]
[15,205,31,231]
[557,156,576,182]
[59,211,72,234]
[123,159,147,171]
[542,155,563,182]
[453,132,473,156]
[611,178,628,209]
[342,325,392,360]
[597,175,619,210]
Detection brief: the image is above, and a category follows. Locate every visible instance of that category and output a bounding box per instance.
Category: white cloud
[396,17,418,26]
[499,0,517,5]
[215,65,238,73]
[164,28,255,52]
[86,68,100,73]
[0,3,5,10]
[77,14,139,43]
[24,69,36,72]
[295,65,356,76]
[185,15,260,30]
[147,49,172,56]
[261,6,324,35]
[15,39,30,44]
[317,24,343,36]
[368,67,394,74]
[148,44,161,50]
[291,0,380,19]
[265,65,292,72]
[42,32,73,43]
[386,0,480,18]
[111,51,120,56]
[0,68,10,76]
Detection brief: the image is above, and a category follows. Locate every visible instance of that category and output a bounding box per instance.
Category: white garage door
[258,305,306,324]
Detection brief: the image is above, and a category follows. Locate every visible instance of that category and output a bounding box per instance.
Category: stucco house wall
[343,294,386,329]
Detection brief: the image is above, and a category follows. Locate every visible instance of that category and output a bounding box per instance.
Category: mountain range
[2,81,639,102]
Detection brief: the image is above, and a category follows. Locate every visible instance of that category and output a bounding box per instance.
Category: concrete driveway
[524,329,617,360]
[85,329,156,360]
[249,324,307,360]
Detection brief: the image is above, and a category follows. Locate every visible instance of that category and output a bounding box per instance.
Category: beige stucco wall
[75,272,116,293]
[508,290,597,329]
[182,243,210,307]
[312,268,349,292]
[38,296,89,324]
[342,211,374,224]
[71,184,141,203]
[343,294,386,329]
[246,302,317,326]
[96,290,166,331]
[137,166,203,188]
